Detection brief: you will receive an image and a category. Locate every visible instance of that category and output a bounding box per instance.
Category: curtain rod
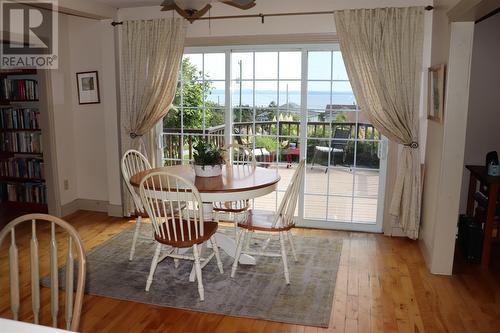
[111,5,434,26]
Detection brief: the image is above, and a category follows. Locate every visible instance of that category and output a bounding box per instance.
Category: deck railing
[161,121,380,166]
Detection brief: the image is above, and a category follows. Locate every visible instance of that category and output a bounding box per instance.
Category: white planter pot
[194,164,223,177]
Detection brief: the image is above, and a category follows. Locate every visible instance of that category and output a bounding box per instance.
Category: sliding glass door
[162,45,386,232]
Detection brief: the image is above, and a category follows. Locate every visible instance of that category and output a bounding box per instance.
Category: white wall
[50,13,121,214]
[459,13,500,213]
[51,14,78,206]
[420,0,475,274]
[118,0,430,37]
[68,16,108,202]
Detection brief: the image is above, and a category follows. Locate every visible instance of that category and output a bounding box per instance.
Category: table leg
[203,203,255,263]
[188,203,257,282]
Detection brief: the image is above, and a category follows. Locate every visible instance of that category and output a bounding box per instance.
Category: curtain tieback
[129,132,142,139]
[404,141,419,149]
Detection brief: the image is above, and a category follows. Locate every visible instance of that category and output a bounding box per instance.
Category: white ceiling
[94,0,163,8]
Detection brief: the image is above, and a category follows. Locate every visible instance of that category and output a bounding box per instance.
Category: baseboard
[60,199,80,217]
[107,203,123,217]
[61,199,123,217]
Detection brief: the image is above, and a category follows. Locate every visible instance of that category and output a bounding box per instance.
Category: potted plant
[193,138,225,177]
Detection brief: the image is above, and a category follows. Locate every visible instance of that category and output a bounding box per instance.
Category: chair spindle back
[273,159,305,228]
[0,214,86,332]
[139,171,205,243]
[224,143,256,168]
[121,149,152,213]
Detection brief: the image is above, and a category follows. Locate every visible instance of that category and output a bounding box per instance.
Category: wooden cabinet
[466,165,500,268]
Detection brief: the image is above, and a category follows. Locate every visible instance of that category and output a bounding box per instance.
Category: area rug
[42,225,342,327]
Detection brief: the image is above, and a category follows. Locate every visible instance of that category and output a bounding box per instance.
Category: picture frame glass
[77,71,99,104]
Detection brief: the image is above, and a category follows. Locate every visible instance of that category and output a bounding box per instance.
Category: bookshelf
[0,69,47,213]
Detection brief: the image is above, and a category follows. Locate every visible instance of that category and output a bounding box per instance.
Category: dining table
[129,164,281,272]
[0,318,71,333]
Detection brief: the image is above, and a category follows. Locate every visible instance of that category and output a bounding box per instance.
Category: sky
[182,51,357,108]
[183,51,352,91]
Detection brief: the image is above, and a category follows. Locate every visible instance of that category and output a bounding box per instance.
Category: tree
[164,58,223,129]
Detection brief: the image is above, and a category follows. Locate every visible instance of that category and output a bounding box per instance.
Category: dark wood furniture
[466,165,500,269]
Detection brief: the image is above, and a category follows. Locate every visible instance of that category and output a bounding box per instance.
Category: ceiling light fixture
[161,0,256,23]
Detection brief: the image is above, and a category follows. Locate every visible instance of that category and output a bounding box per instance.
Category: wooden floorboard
[1,210,500,332]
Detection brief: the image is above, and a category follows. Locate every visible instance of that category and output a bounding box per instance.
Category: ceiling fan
[161,0,256,23]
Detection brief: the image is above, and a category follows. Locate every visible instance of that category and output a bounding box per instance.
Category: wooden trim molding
[185,33,339,47]
[61,199,123,218]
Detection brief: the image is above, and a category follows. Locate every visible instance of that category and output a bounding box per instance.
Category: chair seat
[155,219,218,248]
[314,146,344,153]
[253,147,271,156]
[213,200,250,213]
[237,210,294,232]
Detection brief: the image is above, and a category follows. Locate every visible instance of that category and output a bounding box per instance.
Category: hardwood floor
[1,210,500,333]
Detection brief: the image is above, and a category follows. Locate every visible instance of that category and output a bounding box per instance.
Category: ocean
[207,90,356,109]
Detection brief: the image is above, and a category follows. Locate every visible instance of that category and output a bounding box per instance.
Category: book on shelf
[0,157,44,179]
[0,131,42,153]
[0,181,47,204]
[0,107,40,129]
[0,78,38,101]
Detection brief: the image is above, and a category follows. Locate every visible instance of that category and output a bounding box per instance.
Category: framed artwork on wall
[76,71,100,104]
[427,64,446,122]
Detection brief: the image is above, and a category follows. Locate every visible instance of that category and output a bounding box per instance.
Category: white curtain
[120,18,186,215]
[334,7,424,239]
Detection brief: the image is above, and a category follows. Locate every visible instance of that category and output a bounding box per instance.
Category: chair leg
[210,236,224,274]
[234,220,239,240]
[231,229,247,278]
[129,215,142,261]
[279,232,290,284]
[286,230,298,262]
[192,244,205,301]
[173,248,179,268]
[311,149,318,169]
[145,243,162,291]
[244,230,253,250]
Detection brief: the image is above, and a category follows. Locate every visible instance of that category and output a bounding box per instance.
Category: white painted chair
[231,159,305,284]
[0,213,86,331]
[121,149,152,261]
[213,143,256,230]
[139,171,224,301]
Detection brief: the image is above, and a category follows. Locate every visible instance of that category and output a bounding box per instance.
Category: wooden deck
[253,164,380,224]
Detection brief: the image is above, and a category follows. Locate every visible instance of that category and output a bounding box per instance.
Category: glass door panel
[303,50,384,231]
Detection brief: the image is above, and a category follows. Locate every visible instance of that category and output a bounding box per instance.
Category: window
[162,52,226,165]
[161,46,384,231]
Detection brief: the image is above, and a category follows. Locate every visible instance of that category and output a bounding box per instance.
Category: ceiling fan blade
[222,0,256,10]
[161,2,212,23]
[160,0,176,11]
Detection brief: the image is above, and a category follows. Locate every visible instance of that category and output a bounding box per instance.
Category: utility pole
[238,60,243,121]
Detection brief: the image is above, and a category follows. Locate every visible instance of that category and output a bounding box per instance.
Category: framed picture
[427,64,446,122]
[76,71,100,104]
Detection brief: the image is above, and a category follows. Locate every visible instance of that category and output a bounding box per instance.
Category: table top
[466,165,500,185]
[0,318,70,333]
[130,164,280,193]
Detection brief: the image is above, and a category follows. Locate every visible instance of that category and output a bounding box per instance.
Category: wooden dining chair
[213,143,256,230]
[139,171,224,301]
[0,213,86,331]
[231,159,305,284]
